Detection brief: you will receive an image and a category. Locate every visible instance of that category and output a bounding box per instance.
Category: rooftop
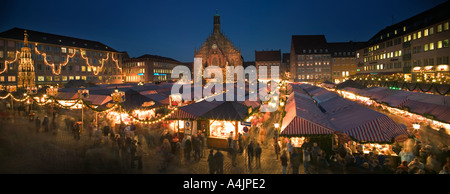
[0,27,118,52]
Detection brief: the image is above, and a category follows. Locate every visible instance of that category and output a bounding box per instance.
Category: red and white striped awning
[166,109,196,120]
[281,117,336,136]
[345,115,408,142]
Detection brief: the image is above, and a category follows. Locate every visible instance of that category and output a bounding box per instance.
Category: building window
[437,24,442,33]
[444,22,449,31]
[0,51,3,58]
[438,41,443,49]
[429,42,434,50]
[430,27,434,35]
[62,76,67,81]
[417,31,421,38]
[444,39,449,48]
[7,76,16,82]
[46,76,52,81]
[424,29,429,36]
[69,76,74,80]
[75,76,80,80]
[61,47,67,53]
[424,44,429,51]
[81,66,86,72]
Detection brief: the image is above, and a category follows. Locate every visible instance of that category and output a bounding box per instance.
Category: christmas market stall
[280,88,337,154]
[320,96,410,155]
[165,100,221,140]
[199,101,256,149]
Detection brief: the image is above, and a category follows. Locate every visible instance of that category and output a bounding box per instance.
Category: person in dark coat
[214,149,224,174]
[42,115,49,132]
[184,137,192,162]
[247,141,254,169]
[35,116,41,133]
[255,143,262,169]
[193,135,201,162]
[207,149,216,174]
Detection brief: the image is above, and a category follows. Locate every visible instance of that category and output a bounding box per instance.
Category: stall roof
[167,100,221,120]
[327,105,408,143]
[83,95,112,106]
[199,101,250,121]
[378,90,411,108]
[312,91,340,104]
[281,90,336,136]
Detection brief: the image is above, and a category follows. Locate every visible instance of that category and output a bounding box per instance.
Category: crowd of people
[274,136,450,174]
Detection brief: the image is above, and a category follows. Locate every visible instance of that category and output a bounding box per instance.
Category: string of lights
[1,51,20,74]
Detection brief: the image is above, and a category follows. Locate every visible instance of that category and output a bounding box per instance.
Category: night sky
[1,0,447,62]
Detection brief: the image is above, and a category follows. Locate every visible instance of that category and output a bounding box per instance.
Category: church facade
[194,11,244,74]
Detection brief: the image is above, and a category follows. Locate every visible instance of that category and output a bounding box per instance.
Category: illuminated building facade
[123,54,185,83]
[328,41,366,83]
[355,1,450,83]
[0,27,124,87]
[255,49,281,81]
[290,35,331,82]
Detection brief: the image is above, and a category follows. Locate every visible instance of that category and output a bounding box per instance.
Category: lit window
[38,76,44,82]
[444,39,449,48]
[62,76,67,81]
[399,50,402,56]
[444,22,449,31]
[430,42,434,50]
[75,76,80,80]
[430,27,434,35]
[413,33,416,40]
[46,76,52,81]
[408,35,411,41]
[81,66,86,72]
[61,47,67,53]
[437,41,443,49]
[437,24,442,32]
[424,29,429,36]
[424,44,429,51]
[69,48,73,54]
[69,76,74,80]
[82,76,86,80]
[417,31,421,38]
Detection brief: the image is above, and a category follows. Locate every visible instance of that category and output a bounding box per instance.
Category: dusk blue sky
[1,0,447,62]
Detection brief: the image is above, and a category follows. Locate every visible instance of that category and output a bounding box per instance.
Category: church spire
[213,9,220,34]
[24,30,28,46]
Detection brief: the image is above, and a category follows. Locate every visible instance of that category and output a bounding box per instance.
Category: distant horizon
[1,0,447,62]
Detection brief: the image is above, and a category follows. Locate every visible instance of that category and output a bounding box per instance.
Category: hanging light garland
[0,51,20,74]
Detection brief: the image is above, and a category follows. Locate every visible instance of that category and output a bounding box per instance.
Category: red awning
[281,117,336,136]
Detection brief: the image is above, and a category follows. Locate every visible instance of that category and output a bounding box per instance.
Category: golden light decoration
[0,51,20,74]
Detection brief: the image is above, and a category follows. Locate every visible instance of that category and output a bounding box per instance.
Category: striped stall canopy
[281,117,336,136]
[328,104,409,143]
[345,115,408,142]
[166,108,196,120]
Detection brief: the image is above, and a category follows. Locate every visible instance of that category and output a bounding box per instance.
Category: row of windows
[297,55,331,61]
[0,62,120,75]
[298,74,331,80]
[364,50,403,62]
[423,39,449,51]
[363,56,449,71]
[0,41,120,59]
[0,75,121,82]
[404,22,449,43]
[333,71,350,77]
[297,61,330,67]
